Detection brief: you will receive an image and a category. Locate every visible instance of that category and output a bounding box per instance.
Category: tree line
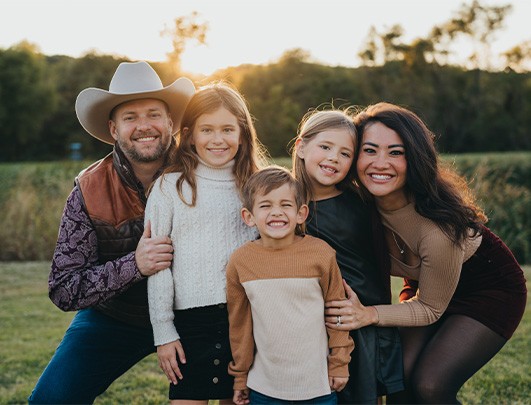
[0,0,529,161]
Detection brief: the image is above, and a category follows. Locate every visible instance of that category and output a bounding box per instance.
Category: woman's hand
[325,279,379,330]
[156,339,186,385]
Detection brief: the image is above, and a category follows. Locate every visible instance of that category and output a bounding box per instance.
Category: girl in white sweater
[145,82,266,404]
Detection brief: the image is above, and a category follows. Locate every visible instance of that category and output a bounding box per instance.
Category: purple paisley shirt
[49,185,145,311]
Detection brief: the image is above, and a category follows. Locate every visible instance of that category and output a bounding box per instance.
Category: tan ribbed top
[226,235,354,400]
[375,203,482,327]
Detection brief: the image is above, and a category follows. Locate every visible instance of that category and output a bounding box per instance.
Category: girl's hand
[156,340,186,385]
[325,279,379,330]
[329,376,349,392]
[233,389,250,405]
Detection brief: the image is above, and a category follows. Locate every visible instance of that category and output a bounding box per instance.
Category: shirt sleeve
[145,178,178,345]
[399,278,419,302]
[375,230,465,327]
[226,254,255,391]
[49,186,144,311]
[320,251,355,378]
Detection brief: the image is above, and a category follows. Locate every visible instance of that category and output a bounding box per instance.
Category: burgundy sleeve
[399,278,419,302]
[48,186,144,311]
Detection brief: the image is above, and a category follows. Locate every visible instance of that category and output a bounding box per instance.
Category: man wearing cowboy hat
[29,61,195,404]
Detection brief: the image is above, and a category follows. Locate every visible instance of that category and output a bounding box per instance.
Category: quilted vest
[76,148,150,327]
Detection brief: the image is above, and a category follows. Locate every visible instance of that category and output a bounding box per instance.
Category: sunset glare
[1,0,529,75]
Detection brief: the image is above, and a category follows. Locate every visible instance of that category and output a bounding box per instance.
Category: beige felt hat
[75,61,195,144]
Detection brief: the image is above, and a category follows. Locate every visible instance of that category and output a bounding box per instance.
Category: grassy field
[0,262,529,404]
[0,152,529,263]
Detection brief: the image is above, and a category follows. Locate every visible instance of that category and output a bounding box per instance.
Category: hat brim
[75,77,195,144]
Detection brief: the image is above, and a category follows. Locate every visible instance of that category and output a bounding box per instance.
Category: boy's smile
[242,183,308,249]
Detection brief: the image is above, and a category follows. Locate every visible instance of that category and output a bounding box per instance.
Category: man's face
[109,98,173,163]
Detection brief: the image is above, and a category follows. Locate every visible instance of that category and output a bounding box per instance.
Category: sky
[1,0,529,76]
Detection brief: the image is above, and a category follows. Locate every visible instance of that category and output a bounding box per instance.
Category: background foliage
[0,0,531,162]
[0,46,529,162]
[1,1,529,162]
[0,152,529,264]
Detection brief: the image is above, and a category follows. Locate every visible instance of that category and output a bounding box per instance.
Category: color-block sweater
[226,235,354,400]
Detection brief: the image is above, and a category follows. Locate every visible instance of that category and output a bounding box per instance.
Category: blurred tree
[433,0,512,70]
[357,1,512,71]
[357,25,409,66]
[0,41,57,161]
[277,48,313,64]
[502,40,531,73]
[380,24,408,63]
[403,38,434,69]
[358,26,379,66]
[161,11,208,75]
[41,52,127,160]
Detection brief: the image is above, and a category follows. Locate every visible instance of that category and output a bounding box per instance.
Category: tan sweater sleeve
[226,254,254,391]
[375,229,465,327]
[320,252,355,377]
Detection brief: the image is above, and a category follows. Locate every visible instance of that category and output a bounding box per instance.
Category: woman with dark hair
[324,102,527,404]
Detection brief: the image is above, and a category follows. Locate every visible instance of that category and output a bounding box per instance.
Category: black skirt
[168,304,234,400]
[445,226,527,340]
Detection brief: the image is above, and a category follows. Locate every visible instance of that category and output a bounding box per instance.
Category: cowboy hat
[75,61,195,144]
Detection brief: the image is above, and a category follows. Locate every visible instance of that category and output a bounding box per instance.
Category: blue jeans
[28,308,155,404]
[249,389,337,405]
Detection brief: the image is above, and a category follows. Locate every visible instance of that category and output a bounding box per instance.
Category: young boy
[226,166,354,404]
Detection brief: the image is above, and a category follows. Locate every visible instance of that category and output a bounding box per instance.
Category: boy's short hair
[242,165,307,211]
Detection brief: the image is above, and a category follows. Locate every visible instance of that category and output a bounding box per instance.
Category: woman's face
[356,121,408,210]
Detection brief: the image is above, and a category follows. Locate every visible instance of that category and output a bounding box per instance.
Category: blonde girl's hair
[291,108,358,202]
[164,81,268,206]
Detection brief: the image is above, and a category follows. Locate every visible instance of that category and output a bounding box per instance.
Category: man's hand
[135,220,173,276]
[157,339,186,385]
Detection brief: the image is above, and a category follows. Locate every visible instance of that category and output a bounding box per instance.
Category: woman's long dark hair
[354,102,486,244]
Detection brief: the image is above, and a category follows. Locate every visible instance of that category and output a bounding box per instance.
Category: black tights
[388,315,507,404]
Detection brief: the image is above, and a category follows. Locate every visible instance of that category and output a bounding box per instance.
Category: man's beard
[120,137,169,163]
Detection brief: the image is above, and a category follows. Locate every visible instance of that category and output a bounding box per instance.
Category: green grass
[0,262,529,404]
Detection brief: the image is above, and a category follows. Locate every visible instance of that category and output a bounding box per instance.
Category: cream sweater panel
[375,203,481,327]
[145,161,257,346]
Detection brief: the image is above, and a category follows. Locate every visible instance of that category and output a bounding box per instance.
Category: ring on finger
[336,315,342,326]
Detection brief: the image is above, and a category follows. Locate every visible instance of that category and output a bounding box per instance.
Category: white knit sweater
[145,159,258,346]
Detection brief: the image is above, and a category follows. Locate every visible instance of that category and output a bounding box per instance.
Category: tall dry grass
[0,161,85,260]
